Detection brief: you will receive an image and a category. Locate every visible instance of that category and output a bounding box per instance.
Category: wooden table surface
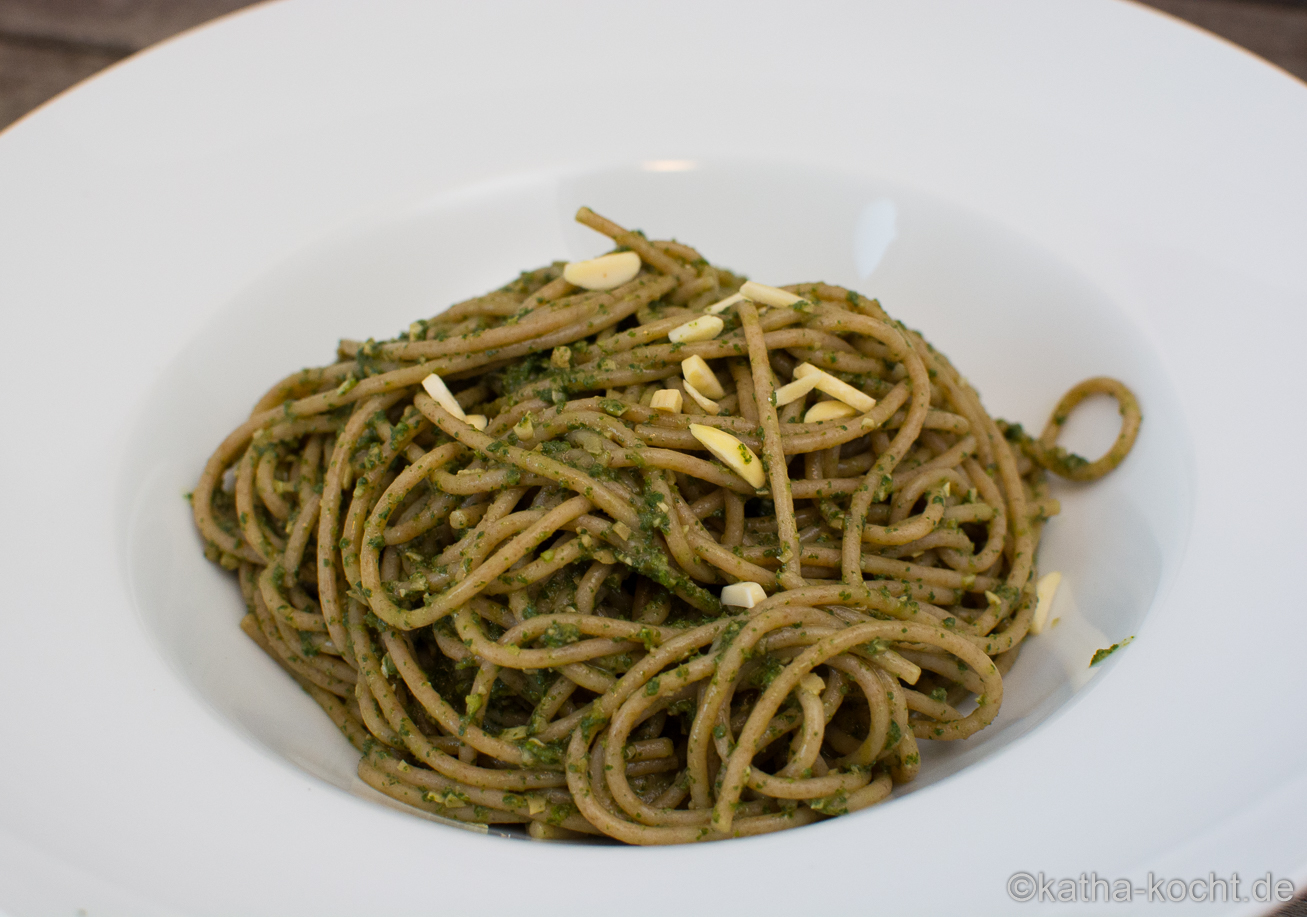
[0,0,1303,913]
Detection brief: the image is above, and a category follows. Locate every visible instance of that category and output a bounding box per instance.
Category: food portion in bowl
[191,207,1139,843]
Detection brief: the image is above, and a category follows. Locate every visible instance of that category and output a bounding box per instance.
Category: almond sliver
[774,374,820,407]
[704,292,745,314]
[682,354,725,399]
[421,373,468,421]
[721,581,767,608]
[740,281,807,308]
[668,315,724,344]
[688,423,765,488]
[682,380,721,416]
[1029,571,1063,635]
[793,363,877,414]
[650,389,683,414]
[562,251,641,290]
[804,400,858,423]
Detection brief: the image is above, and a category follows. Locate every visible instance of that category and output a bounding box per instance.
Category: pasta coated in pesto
[192,207,1140,843]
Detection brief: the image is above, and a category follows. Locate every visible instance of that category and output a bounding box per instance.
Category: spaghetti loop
[1014,376,1142,482]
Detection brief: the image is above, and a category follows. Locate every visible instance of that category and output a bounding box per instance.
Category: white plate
[1,2,1305,915]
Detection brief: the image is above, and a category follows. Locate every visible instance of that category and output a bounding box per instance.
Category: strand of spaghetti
[739,298,805,591]
[453,608,644,669]
[712,618,1002,833]
[1032,376,1142,480]
[686,606,833,809]
[311,392,408,665]
[373,274,675,362]
[900,328,1034,623]
[823,654,893,767]
[357,443,485,623]
[256,565,355,684]
[248,575,353,696]
[574,207,695,281]
[575,311,700,364]
[248,363,358,415]
[307,679,593,832]
[567,724,821,844]
[534,409,723,582]
[481,535,587,594]
[391,496,593,628]
[603,656,725,826]
[831,312,932,585]
[337,413,430,613]
[414,394,640,530]
[632,382,909,452]
[233,443,285,562]
[280,435,323,574]
[344,597,566,790]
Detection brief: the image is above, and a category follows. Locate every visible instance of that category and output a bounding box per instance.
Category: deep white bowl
[1,2,1305,915]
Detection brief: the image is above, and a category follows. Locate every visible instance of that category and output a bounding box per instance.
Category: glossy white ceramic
[1,2,1305,915]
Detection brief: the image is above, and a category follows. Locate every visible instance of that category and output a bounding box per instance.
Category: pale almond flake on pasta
[721,581,767,608]
[649,388,683,414]
[792,362,877,414]
[773,373,820,407]
[739,280,808,309]
[703,292,745,314]
[682,380,721,416]
[421,372,468,421]
[803,400,859,423]
[668,314,724,344]
[1029,571,1063,635]
[681,354,725,399]
[688,423,765,488]
[562,251,641,290]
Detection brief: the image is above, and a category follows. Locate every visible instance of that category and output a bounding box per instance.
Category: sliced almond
[421,373,468,421]
[1029,571,1063,635]
[668,314,724,344]
[682,380,721,416]
[793,363,877,414]
[562,251,641,290]
[688,423,765,488]
[721,581,767,608]
[465,414,488,431]
[774,373,820,407]
[704,292,745,314]
[682,354,725,399]
[740,280,807,308]
[650,388,683,414]
[804,400,858,423]
[799,673,826,695]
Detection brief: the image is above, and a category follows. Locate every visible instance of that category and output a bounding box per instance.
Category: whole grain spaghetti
[192,207,1141,843]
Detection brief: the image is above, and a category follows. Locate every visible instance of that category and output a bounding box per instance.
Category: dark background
[0,0,1302,913]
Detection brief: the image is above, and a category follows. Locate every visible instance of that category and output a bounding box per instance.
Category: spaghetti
[192,207,1141,843]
